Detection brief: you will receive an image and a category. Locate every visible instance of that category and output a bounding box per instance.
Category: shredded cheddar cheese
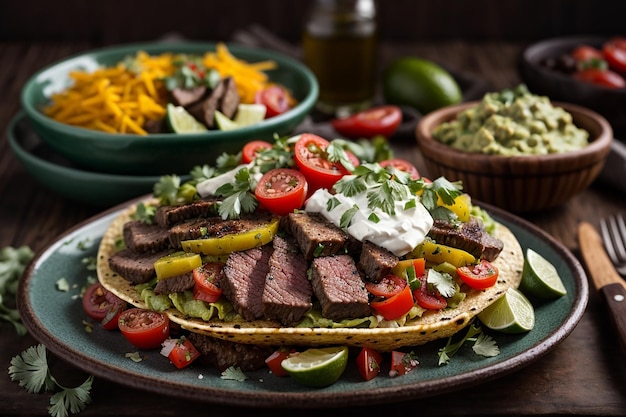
[43,44,280,135]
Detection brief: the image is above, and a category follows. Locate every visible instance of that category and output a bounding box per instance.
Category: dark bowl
[21,41,318,176]
[519,35,626,136]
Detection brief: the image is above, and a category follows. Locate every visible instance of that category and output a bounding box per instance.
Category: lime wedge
[477,287,535,334]
[214,110,238,131]
[519,248,567,299]
[234,103,266,127]
[166,104,208,134]
[281,346,348,387]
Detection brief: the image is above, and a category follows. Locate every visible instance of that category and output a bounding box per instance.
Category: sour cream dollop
[305,185,433,257]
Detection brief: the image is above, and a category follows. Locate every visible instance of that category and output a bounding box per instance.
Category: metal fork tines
[600,214,626,277]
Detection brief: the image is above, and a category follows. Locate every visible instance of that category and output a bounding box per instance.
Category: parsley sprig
[9,344,93,417]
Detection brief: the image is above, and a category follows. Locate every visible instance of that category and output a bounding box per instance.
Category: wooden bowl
[415,101,613,213]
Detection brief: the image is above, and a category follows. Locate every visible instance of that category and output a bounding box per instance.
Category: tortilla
[97,200,524,351]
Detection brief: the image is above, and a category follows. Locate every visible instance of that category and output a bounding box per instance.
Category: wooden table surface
[1,39,626,416]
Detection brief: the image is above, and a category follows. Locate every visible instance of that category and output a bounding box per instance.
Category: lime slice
[214,110,238,131]
[519,248,567,299]
[281,346,348,387]
[477,287,535,334]
[234,103,266,127]
[166,104,208,134]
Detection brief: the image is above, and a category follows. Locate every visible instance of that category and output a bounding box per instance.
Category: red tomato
[573,68,626,88]
[254,168,308,216]
[365,274,407,298]
[331,105,402,139]
[379,158,420,180]
[370,282,415,320]
[192,262,224,303]
[242,140,272,164]
[100,303,126,330]
[82,282,126,323]
[255,86,290,118]
[356,347,383,381]
[603,42,626,74]
[168,337,201,369]
[457,259,499,290]
[413,274,447,310]
[118,308,170,349]
[571,45,604,63]
[390,351,419,376]
[265,347,295,377]
[293,134,351,192]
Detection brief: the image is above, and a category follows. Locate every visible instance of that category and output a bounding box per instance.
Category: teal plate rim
[17,197,588,408]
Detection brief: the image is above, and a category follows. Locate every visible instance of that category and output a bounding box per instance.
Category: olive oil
[303,0,377,116]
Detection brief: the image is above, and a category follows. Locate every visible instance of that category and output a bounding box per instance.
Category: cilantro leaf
[327,140,355,172]
[48,376,93,417]
[214,168,258,219]
[427,269,456,298]
[340,204,359,228]
[221,366,248,382]
[437,321,499,365]
[153,175,182,206]
[472,333,500,357]
[0,245,34,335]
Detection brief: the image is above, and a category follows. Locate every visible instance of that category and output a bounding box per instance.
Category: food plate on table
[17,197,588,408]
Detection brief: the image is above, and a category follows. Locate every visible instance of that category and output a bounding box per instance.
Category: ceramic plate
[17,200,588,408]
[7,112,177,207]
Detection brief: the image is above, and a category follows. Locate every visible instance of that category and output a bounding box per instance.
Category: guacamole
[432,85,589,155]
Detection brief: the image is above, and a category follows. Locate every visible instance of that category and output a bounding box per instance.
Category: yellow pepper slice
[438,193,472,222]
[154,251,202,280]
[411,239,476,268]
[181,219,279,256]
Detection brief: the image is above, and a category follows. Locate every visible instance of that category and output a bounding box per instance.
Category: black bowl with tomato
[519,35,626,137]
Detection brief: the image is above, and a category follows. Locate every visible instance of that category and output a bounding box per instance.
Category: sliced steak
[310,255,370,321]
[218,77,240,119]
[282,212,358,260]
[427,218,504,261]
[262,236,312,325]
[154,272,195,295]
[108,248,174,284]
[169,215,274,249]
[154,199,217,229]
[187,333,274,371]
[222,245,273,321]
[358,240,399,282]
[123,220,171,253]
[188,78,225,128]
[171,86,207,107]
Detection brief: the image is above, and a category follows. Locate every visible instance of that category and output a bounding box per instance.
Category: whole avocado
[383,57,462,114]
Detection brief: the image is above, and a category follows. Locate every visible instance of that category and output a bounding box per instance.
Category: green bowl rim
[20,41,318,143]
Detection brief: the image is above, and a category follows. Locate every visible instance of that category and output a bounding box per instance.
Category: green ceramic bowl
[8,111,169,207]
[21,41,318,175]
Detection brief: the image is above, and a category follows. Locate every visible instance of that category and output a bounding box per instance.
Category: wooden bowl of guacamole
[415,86,613,213]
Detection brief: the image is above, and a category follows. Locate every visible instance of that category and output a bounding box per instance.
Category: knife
[578,221,626,356]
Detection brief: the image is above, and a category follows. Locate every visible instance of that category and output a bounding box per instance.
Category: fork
[600,214,626,277]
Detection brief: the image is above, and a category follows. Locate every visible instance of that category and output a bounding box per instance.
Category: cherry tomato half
[370,282,414,320]
[457,259,499,290]
[356,347,383,381]
[573,68,626,89]
[255,85,290,118]
[254,168,308,216]
[365,274,407,298]
[118,308,170,349]
[82,282,126,323]
[390,351,419,376]
[331,105,402,139]
[168,337,201,369]
[379,158,421,180]
[293,134,351,193]
[192,262,224,303]
[603,42,626,74]
[571,45,604,64]
[101,303,126,330]
[265,347,296,377]
[242,140,272,164]
[413,274,447,310]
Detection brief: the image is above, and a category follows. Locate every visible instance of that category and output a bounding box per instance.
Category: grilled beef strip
[154,272,195,295]
[427,218,504,261]
[154,199,217,229]
[123,220,172,253]
[281,212,360,260]
[358,240,399,282]
[171,86,207,107]
[222,245,273,321]
[108,248,174,285]
[262,236,312,326]
[309,255,370,321]
[187,333,275,371]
